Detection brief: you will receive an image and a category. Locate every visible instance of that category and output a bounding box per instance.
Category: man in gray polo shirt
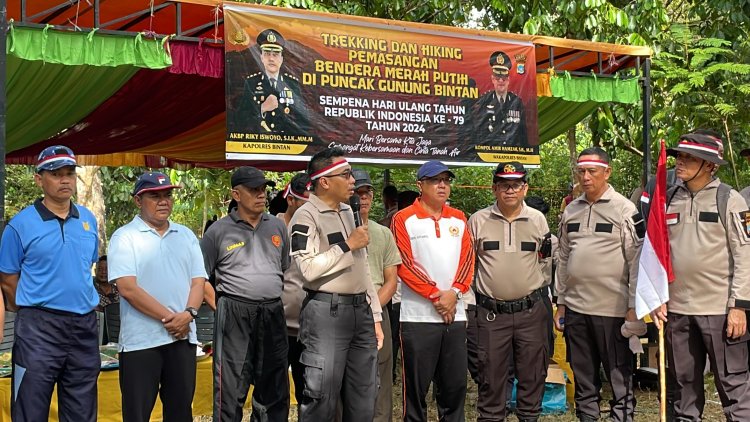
[201,166,291,422]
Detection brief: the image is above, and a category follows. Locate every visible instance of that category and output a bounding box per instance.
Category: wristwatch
[185,307,199,320]
[451,287,463,300]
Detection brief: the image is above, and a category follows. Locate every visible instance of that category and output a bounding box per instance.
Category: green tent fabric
[7,25,172,68]
[537,97,601,143]
[549,73,640,104]
[7,55,139,152]
[5,25,174,151]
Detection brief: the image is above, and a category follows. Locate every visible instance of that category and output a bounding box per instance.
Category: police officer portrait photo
[230,28,311,136]
[469,50,529,148]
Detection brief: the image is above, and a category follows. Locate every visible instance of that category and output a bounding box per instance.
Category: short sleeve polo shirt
[0,199,99,314]
[108,215,208,352]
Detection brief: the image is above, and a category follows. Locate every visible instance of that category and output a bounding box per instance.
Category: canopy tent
[3,0,652,170]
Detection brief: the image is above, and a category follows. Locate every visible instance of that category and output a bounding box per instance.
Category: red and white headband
[576,158,610,168]
[309,159,349,180]
[282,183,309,201]
[677,140,721,156]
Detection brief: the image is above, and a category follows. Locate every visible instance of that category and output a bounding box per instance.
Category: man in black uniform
[470,51,527,147]
[236,28,309,135]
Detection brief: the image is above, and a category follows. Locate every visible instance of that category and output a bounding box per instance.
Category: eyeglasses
[496,182,526,192]
[421,176,453,185]
[323,170,353,179]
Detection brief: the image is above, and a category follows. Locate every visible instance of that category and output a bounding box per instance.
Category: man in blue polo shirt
[0,145,100,422]
[108,171,207,422]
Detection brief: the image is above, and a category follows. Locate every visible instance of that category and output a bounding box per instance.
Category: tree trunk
[76,166,106,254]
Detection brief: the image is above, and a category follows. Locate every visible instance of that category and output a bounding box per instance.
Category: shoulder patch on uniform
[739,211,750,239]
[632,212,645,239]
[291,224,310,252]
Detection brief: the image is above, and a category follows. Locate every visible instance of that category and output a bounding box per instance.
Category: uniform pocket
[300,351,326,399]
[725,335,750,374]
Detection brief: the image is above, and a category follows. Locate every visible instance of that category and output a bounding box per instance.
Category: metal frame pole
[642,58,652,185]
[1,0,7,232]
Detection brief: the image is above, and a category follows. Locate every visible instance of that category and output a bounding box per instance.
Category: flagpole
[658,324,666,422]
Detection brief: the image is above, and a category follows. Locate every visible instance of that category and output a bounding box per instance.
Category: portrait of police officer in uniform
[470,50,528,148]
[236,28,310,135]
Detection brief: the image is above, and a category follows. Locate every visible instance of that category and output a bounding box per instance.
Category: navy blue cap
[353,169,373,190]
[36,145,77,172]
[133,171,181,196]
[417,160,455,180]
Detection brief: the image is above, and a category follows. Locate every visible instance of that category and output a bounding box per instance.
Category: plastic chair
[0,312,15,353]
[195,303,215,344]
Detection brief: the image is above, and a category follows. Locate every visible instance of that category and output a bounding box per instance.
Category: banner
[224,4,539,165]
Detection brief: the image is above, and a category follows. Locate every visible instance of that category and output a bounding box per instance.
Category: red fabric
[169,40,223,78]
[649,140,675,283]
[8,66,224,160]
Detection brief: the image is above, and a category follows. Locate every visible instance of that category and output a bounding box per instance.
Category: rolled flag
[635,139,675,319]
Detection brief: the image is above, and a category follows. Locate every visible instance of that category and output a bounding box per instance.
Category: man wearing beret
[650,131,750,420]
[236,28,310,136]
[468,162,552,422]
[470,50,528,148]
[109,171,207,421]
[0,145,100,421]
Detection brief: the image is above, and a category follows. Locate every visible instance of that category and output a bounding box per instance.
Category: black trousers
[387,302,401,379]
[298,294,378,422]
[12,307,100,422]
[564,309,635,422]
[401,321,467,422]
[666,313,750,421]
[466,305,479,384]
[476,300,549,421]
[288,335,305,406]
[119,340,196,422]
[213,296,289,422]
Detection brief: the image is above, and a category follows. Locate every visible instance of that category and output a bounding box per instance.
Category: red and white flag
[635,140,675,319]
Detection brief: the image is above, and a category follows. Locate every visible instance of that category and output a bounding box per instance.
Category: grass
[195,371,725,421]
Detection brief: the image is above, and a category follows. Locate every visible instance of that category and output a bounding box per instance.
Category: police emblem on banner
[231,28,249,45]
[515,54,527,75]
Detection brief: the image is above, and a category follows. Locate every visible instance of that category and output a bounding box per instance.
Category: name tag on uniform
[666,213,680,225]
[521,242,537,251]
[483,241,500,251]
[566,223,580,233]
[594,223,613,233]
[698,212,719,223]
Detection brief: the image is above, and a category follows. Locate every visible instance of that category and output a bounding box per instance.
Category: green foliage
[5,165,39,221]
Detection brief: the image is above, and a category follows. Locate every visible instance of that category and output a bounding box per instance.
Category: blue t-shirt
[0,199,99,314]
[108,215,208,352]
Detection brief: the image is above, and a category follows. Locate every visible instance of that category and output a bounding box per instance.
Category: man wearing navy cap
[468,162,552,422]
[649,131,750,420]
[236,28,309,135]
[201,166,291,422]
[470,50,528,148]
[0,145,100,421]
[108,171,207,421]
[392,160,474,422]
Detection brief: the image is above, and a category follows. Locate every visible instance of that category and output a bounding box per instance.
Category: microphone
[349,195,362,227]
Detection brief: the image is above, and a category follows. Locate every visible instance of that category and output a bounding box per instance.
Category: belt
[477,286,547,319]
[304,289,368,305]
[218,292,281,305]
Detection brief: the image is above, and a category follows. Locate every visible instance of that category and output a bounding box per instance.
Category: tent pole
[0,0,7,232]
[642,58,652,185]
